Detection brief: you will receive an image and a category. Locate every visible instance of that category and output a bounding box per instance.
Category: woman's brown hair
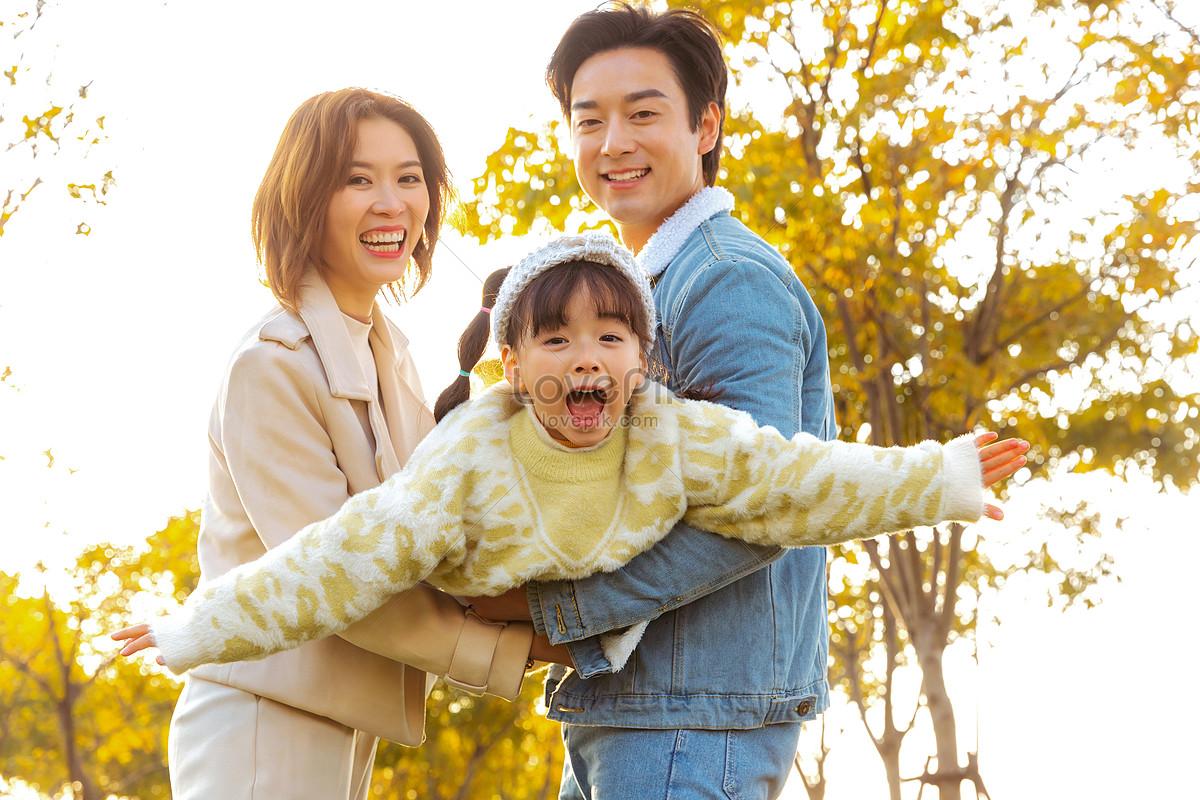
[251,88,451,309]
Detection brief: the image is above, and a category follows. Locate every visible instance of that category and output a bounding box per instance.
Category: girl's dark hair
[506,260,653,353]
[433,268,508,422]
[433,260,655,422]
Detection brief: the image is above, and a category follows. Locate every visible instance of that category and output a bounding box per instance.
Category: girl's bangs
[506,261,651,346]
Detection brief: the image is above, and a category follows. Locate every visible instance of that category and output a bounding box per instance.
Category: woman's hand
[468,591,573,668]
[110,623,165,666]
[974,431,1030,521]
[466,585,534,622]
[529,634,574,668]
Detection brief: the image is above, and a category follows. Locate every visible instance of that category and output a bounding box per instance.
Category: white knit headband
[491,231,657,348]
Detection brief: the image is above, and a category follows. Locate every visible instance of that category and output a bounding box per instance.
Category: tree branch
[852,129,874,196]
[1160,0,1200,46]
[966,143,1029,364]
[985,315,1129,408]
[903,531,929,618]
[939,523,964,642]
[792,714,830,798]
[862,0,890,74]
[992,282,1092,353]
[887,534,919,621]
[0,648,57,697]
[819,7,849,108]
[833,621,883,748]
[930,526,944,616]
[866,538,911,622]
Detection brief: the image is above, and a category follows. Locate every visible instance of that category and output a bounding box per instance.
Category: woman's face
[320,117,431,320]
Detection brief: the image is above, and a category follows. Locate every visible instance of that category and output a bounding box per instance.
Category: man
[474,4,837,798]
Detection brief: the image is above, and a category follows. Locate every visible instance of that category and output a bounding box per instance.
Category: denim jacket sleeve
[529,239,823,666]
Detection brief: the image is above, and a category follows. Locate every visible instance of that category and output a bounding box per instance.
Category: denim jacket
[530,198,837,729]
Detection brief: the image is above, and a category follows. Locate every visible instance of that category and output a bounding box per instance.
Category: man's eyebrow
[570,88,669,112]
[349,159,423,169]
[624,88,668,103]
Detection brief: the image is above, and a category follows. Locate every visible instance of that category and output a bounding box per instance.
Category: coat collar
[259,271,409,402]
[636,186,734,278]
[260,271,432,481]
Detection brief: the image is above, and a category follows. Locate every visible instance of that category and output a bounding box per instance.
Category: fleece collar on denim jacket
[636,186,734,279]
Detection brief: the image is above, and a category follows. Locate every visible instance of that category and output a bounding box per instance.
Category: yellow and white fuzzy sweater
[152,382,985,676]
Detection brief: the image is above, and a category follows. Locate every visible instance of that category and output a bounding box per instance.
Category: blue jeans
[558,723,802,800]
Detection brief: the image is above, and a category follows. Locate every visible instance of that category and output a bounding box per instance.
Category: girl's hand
[974,431,1030,521]
[110,623,165,666]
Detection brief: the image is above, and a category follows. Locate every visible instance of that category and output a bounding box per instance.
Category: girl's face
[320,117,430,320]
[502,286,646,448]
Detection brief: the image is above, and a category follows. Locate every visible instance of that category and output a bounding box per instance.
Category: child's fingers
[978,437,1028,464]
[979,439,1030,487]
[974,431,999,448]
[984,503,1004,521]
[119,633,159,657]
[982,454,1027,487]
[111,623,157,658]
[111,623,151,642]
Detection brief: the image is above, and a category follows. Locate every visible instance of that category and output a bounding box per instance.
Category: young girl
[113,231,1028,675]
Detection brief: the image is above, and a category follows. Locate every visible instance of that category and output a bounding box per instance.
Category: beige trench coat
[187,274,532,745]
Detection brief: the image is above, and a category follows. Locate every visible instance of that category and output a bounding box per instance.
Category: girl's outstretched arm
[675,397,1031,546]
[107,462,468,675]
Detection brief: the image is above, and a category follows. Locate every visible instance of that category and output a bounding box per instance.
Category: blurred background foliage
[0,514,197,800]
[371,680,563,800]
[1,0,113,239]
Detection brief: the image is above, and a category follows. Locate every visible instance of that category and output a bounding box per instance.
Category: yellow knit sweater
[152,382,984,675]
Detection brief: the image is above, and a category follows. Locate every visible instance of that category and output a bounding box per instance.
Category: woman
[168,88,545,800]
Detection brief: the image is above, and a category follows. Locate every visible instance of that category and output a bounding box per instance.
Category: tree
[2,0,113,238]
[0,512,199,800]
[459,1,1199,797]
[370,677,564,800]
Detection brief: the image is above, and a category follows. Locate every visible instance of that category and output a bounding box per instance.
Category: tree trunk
[47,595,97,800]
[879,739,903,800]
[918,645,962,800]
[57,698,97,800]
[879,606,905,800]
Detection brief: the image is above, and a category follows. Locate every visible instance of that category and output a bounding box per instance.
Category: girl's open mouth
[566,388,608,428]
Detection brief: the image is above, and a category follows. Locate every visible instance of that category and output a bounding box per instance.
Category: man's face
[568,46,719,253]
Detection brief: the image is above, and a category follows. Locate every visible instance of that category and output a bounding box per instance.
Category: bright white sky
[0,1,1195,797]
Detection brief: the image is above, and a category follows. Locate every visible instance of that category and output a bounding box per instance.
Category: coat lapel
[368,308,435,479]
[293,274,434,482]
